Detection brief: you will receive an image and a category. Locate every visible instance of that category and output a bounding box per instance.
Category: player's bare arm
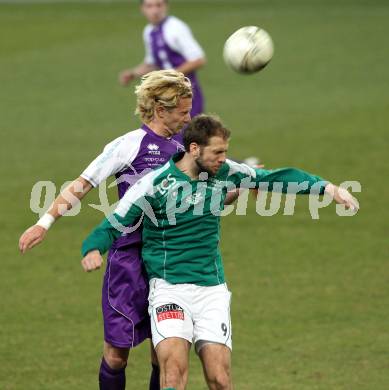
[119,63,158,86]
[324,183,359,211]
[19,176,93,253]
[175,57,206,75]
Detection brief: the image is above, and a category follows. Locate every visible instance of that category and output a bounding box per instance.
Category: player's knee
[103,352,128,370]
[163,359,187,387]
[208,369,232,390]
[164,370,185,388]
[103,343,129,370]
[105,355,127,370]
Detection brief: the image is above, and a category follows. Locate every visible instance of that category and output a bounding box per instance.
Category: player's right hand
[19,225,47,254]
[324,183,359,211]
[81,250,104,272]
[118,69,136,86]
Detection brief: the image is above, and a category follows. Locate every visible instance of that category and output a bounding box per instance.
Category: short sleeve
[164,17,205,61]
[81,130,146,187]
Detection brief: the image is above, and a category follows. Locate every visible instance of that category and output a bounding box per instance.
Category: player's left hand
[118,69,136,86]
[81,250,104,272]
[324,183,359,211]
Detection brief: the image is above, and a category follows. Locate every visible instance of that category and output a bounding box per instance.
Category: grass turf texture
[1,0,388,389]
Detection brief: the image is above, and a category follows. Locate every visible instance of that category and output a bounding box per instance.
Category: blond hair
[135,70,193,122]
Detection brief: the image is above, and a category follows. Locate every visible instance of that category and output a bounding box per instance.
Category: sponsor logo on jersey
[144,157,166,163]
[147,143,161,155]
[156,303,184,322]
[157,173,177,195]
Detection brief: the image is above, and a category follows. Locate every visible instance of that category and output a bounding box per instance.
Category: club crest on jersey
[147,143,160,155]
[185,193,204,205]
[156,303,184,322]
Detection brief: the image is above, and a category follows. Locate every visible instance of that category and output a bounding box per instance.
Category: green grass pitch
[1,0,388,389]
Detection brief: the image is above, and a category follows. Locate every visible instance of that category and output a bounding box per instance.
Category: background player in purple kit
[19,70,193,390]
[119,0,206,123]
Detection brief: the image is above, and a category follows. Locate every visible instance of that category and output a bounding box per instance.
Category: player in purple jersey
[119,0,205,124]
[19,70,193,390]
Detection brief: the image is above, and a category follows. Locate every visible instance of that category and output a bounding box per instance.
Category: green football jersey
[82,153,327,286]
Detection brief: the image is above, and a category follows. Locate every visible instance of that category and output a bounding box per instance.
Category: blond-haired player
[19,70,192,390]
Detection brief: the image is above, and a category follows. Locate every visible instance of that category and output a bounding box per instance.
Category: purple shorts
[102,244,151,349]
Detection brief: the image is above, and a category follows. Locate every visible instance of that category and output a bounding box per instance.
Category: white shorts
[148,278,232,352]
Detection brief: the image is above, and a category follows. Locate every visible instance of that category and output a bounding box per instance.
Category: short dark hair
[183,114,231,152]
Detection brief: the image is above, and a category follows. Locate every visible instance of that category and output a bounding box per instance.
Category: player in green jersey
[82,115,358,390]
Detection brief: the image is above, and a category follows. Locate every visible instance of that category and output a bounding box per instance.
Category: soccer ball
[223,26,274,74]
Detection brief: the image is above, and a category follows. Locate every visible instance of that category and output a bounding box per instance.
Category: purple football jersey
[114,125,183,248]
[82,124,183,248]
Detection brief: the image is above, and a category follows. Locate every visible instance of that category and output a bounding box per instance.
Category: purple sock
[99,358,126,390]
[149,363,160,390]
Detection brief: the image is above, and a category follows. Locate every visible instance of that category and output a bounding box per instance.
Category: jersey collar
[169,152,195,182]
[141,123,173,141]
